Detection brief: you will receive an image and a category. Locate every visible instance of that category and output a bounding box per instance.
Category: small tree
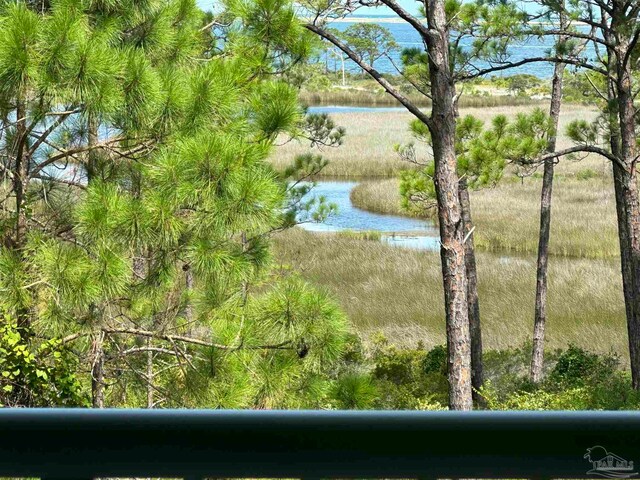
[339,23,397,69]
[515,0,640,388]
[398,115,510,405]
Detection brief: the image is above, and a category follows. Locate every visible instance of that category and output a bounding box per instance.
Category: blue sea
[324,20,595,79]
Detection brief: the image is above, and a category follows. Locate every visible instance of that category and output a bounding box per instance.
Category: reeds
[270,105,600,178]
[350,175,618,259]
[273,228,626,358]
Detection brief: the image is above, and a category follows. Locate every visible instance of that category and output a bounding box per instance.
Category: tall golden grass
[270,105,600,178]
[350,176,619,258]
[271,103,624,357]
[273,228,627,358]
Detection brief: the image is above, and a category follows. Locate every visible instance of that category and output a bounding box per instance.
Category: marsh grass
[335,229,382,241]
[299,89,545,108]
[273,228,627,358]
[472,176,618,258]
[272,103,624,357]
[350,176,619,258]
[271,105,601,178]
[350,178,416,217]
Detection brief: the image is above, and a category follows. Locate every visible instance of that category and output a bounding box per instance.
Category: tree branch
[458,56,607,80]
[304,23,433,128]
[28,136,125,179]
[536,144,626,170]
[102,327,293,351]
[28,111,76,157]
[375,0,431,41]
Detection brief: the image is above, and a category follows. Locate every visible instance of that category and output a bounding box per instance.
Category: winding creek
[299,181,441,251]
[299,106,439,251]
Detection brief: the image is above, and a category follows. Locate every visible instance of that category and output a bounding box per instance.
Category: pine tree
[0,0,352,408]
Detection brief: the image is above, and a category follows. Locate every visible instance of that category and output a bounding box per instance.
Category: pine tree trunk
[530,61,565,383]
[607,76,631,328]
[426,0,473,410]
[184,265,194,324]
[613,160,634,326]
[599,19,640,389]
[612,164,640,387]
[616,64,640,389]
[13,98,28,248]
[458,179,483,403]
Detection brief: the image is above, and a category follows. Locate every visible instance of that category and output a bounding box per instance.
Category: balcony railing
[0,409,639,479]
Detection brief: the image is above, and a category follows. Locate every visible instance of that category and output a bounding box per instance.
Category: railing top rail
[1,409,639,479]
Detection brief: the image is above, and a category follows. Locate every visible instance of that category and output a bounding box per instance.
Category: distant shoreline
[301,16,584,25]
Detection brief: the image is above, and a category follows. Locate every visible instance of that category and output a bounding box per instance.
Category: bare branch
[536,144,626,170]
[102,327,294,351]
[304,23,433,128]
[458,56,607,81]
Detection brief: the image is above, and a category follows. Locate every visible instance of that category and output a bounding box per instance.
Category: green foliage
[485,385,593,410]
[400,47,429,88]
[0,0,353,409]
[301,112,346,148]
[224,0,311,70]
[370,334,448,409]
[505,74,541,95]
[566,119,600,145]
[331,373,379,409]
[562,70,607,104]
[482,345,640,410]
[398,113,512,216]
[338,23,398,68]
[549,344,617,387]
[363,339,640,411]
[0,315,87,407]
[422,344,447,375]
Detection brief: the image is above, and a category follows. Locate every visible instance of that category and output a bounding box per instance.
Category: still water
[298,181,440,251]
[327,21,595,79]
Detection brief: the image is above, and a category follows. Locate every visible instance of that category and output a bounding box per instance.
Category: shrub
[548,344,617,387]
[371,334,426,385]
[422,344,447,375]
[329,335,638,410]
[486,386,592,410]
[0,317,88,407]
[370,336,448,408]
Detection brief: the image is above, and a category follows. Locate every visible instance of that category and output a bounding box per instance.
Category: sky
[196,0,421,16]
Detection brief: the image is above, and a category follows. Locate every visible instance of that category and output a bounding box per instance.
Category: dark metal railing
[0,409,639,479]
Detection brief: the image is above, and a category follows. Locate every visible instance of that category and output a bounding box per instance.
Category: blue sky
[196,0,421,16]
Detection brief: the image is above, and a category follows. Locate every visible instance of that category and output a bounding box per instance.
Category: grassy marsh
[273,228,627,357]
[271,104,625,357]
[350,176,619,258]
[271,105,601,178]
[299,89,545,109]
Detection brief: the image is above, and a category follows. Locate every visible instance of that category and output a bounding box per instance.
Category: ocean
[324,20,595,79]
